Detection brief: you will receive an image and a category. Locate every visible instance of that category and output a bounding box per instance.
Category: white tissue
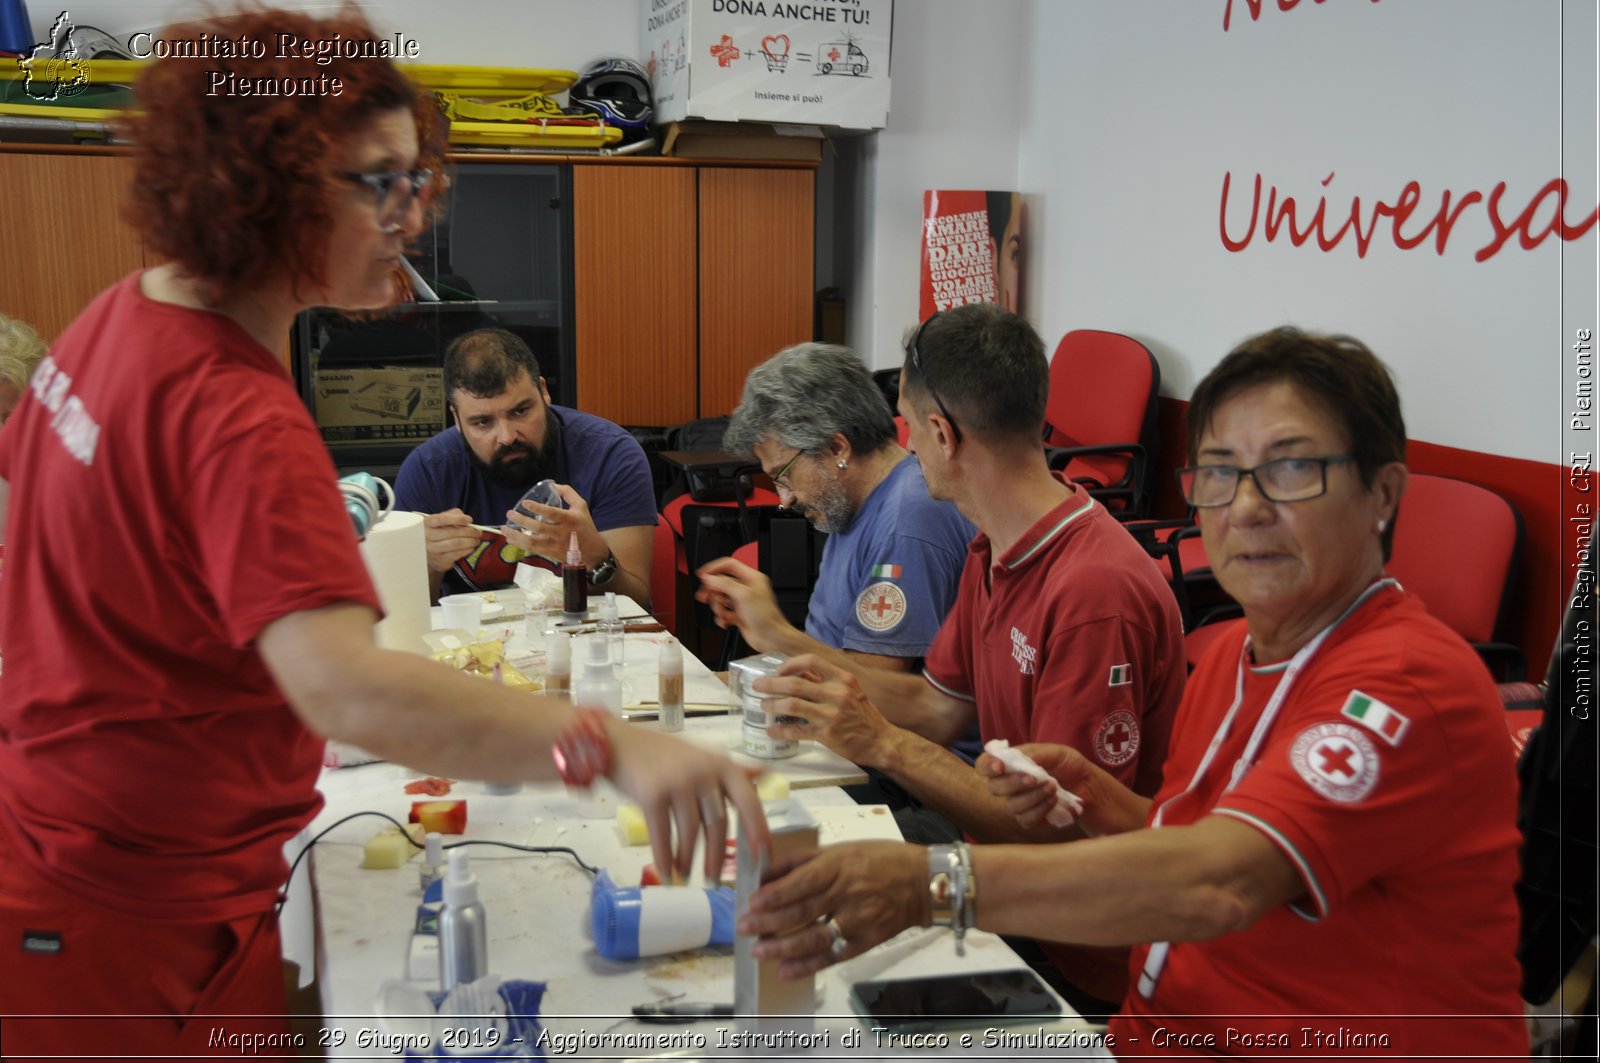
[984,739,1085,828]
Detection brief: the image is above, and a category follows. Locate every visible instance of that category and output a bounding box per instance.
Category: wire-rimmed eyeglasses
[339,168,432,228]
[1177,454,1355,508]
[769,449,803,493]
[906,312,962,443]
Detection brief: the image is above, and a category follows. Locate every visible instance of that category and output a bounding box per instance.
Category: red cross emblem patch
[1289,722,1380,803]
[855,580,908,632]
[1093,709,1141,767]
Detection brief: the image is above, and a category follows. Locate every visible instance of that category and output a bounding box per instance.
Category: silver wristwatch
[589,550,619,586]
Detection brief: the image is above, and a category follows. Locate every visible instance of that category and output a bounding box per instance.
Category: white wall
[858,0,1596,465]
[837,0,1029,364]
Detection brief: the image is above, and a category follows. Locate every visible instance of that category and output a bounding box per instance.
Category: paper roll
[359,510,431,654]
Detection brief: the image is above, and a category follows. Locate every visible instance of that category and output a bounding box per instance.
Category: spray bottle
[439,849,487,990]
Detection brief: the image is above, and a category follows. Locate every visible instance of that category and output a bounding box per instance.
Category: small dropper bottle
[658,639,684,732]
[546,633,571,700]
[600,591,624,666]
[419,831,445,894]
[576,636,622,716]
[562,531,588,622]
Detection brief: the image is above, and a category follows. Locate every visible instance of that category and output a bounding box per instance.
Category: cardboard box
[312,367,446,446]
[734,799,818,1028]
[643,0,892,129]
[662,119,825,160]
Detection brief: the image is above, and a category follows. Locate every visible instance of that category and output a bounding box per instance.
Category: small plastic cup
[440,594,485,632]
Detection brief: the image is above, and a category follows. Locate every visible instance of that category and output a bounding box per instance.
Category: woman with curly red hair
[0,5,767,1055]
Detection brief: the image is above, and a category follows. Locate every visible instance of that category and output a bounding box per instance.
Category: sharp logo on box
[351,382,422,419]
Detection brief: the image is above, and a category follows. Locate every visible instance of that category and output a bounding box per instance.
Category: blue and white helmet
[567,57,653,141]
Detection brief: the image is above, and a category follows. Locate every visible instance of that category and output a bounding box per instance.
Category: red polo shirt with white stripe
[923,486,1185,1003]
[924,487,1184,792]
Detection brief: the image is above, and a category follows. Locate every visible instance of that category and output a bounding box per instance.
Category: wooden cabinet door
[697,167,815,418]
[0,153,144,342]
[571,165,698,427]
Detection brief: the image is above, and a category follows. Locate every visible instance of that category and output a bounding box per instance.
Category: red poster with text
[919,189,1027,320]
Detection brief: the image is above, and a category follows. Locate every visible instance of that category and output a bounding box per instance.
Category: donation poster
[919,189,1028,319]
[645,0,893,128]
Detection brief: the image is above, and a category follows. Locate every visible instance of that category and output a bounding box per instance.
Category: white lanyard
[1137,577,1399,999]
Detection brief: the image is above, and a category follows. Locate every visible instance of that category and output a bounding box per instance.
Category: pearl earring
[1376,519,1387,533]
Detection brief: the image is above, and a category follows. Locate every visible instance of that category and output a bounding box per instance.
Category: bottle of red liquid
[562,531,588,622]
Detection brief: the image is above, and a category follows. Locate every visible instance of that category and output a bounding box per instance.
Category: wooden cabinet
[0,148,817,429]
[572,161,815,426]
[698,167,815,418]
[0,150,144,342]
[572,165,699,426]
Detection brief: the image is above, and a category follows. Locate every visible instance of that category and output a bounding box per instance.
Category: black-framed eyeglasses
[906,312,963,444]
[769,449,804,493]
[1177,454,1355,508]
[339,168,432,226]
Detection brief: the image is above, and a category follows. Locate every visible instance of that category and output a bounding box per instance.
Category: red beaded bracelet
[551,708,613,786]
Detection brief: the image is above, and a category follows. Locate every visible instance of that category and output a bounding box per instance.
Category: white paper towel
[359,510,431,655]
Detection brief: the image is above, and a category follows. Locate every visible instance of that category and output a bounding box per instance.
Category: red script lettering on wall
[1223,0,1382,33]
[1219,171,1600,261]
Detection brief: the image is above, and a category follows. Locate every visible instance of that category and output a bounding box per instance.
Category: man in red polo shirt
[698,303,1185,1013]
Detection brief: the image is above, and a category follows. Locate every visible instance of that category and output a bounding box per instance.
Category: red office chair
[1042,330,1162,519]
[649,519,677,636]
[657,417,781,588]
[1386,472,1525,681]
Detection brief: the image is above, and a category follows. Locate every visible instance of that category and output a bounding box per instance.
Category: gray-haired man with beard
[703,342,975,671]
[395,328,657,603]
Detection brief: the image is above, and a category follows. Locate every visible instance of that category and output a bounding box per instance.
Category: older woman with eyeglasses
[738,327,1527,1058]
[0,6,766,1055]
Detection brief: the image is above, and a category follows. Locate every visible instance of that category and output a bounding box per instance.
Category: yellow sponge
[756,772,790,802]
[616,803,650,846]
[361,823,426,869]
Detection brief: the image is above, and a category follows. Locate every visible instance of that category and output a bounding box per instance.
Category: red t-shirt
[1111,585,1527,1058]
[0,273,380,921]
[923,487,1186,1001]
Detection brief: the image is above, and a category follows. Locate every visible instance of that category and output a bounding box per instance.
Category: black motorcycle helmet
[566,57,653,142]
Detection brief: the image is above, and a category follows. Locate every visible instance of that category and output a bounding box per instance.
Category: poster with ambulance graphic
[644,0,892,128]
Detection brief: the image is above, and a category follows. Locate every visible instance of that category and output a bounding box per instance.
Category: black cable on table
[276,809,600,913]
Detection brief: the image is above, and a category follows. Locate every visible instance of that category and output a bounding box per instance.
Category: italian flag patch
[870,563,902,579]
[1108,663,1132,687]
[1340,690,1410,746]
